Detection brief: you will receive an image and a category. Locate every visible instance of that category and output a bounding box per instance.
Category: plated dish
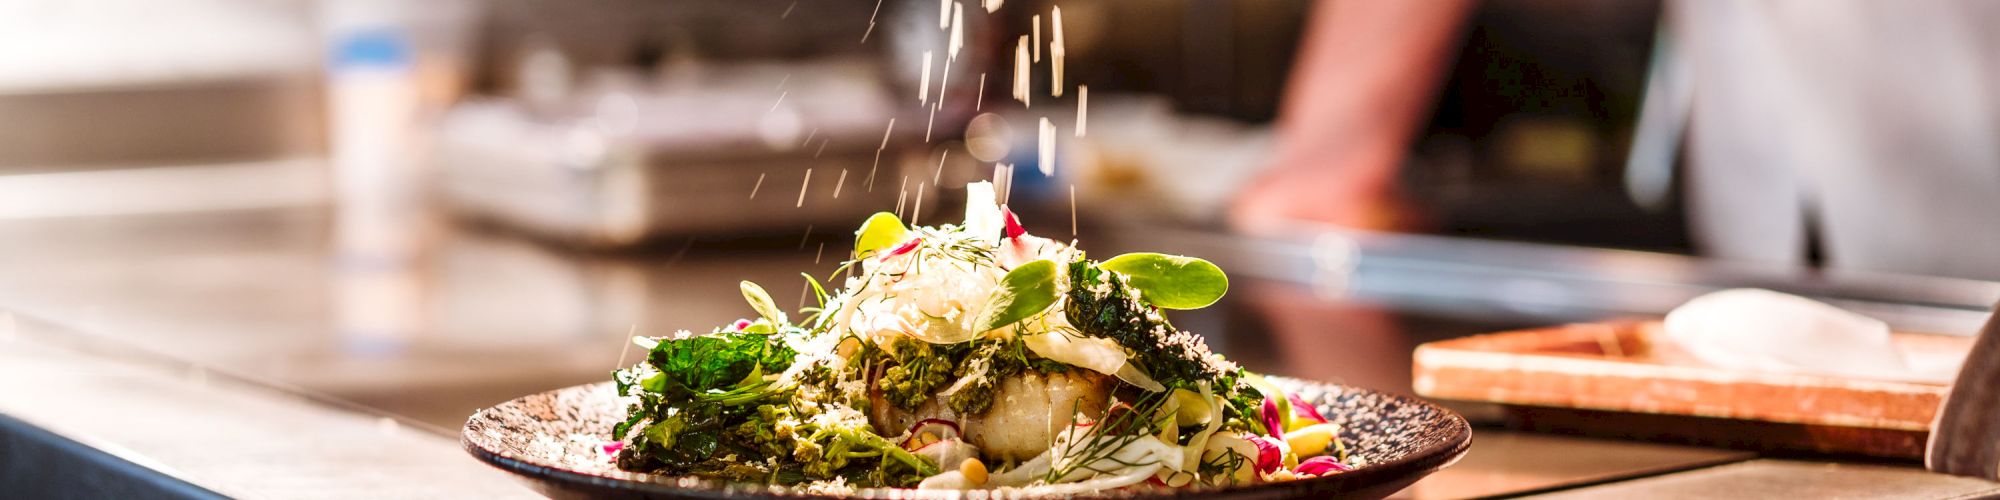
[463,182,1470,498]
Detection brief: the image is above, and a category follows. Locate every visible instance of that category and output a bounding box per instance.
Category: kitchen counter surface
[0,206,1991,498]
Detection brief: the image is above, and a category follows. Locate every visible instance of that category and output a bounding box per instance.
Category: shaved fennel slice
[987,453,1053,487]
[1021,464,1163,495]
[1023,331,1165,392]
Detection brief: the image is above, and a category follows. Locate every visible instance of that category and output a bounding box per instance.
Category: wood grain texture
[1413,321,1968,458]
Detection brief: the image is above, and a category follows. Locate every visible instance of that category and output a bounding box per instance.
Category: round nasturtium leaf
[974,259,1060,332]
[1098,252,1229,309]
[853,212,910,259]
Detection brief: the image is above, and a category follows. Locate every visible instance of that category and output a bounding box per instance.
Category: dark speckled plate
[463,378,1470,499]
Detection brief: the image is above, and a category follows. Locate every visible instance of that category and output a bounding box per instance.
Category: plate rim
[462,378,1472,499]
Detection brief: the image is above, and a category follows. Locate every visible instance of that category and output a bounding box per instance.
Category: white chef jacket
[1672,0,2000,280]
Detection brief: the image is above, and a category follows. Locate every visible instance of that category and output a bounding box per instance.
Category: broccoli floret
[945,344,1007,414]
[731,403,937,486]
[937,336,1070,415]
[876,338,955,411]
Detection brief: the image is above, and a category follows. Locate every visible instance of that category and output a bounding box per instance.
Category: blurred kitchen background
[13,2,2000,497]
[0,0,1675,246]
[0,0,1706,424]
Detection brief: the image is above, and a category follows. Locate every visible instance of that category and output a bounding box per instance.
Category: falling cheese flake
[868,118,895,191]
[912,182,928,225]
[949,2,965,60]
[940,0,951,29]
[919,51,934,105]
[1076,85,1089,137]
[769,91,788,113]
[796,168,813,208]
[896,176,910,217]
[613,324,637,372]
[976,72,987,111]
[862,0,885,43]
[934,149,950,185]
[938,60,952,105]
[1070,184,1078,236]
[1000,164,1016,204]
[1013,36,1031,106]
[926,102,938,142]
[833,168,849,198]
[1033,15,1043,63]
[1038,117,1055,176]
[984,0,1003,14]
[781,1,797,18]
[1051,6,1066,97]
[750,172,767,199]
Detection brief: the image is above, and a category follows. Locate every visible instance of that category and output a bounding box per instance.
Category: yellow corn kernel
[960,457,988,486]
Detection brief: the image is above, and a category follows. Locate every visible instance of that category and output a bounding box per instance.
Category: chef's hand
[1230,152,1424,234]
[1228,0,1474,235]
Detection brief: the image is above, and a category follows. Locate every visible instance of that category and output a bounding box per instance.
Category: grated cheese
[1076,85,1088,136]
[1014,36,1031,106]
[949,2,965,60]
[913,182,927,225]
[862,0,885,43]
[919,51,934,104]
[1039,117,1056,176]
[934,149,950,185]
[1033,15,1043,63]
[796,168,812,208]
[1051,6,1066,97]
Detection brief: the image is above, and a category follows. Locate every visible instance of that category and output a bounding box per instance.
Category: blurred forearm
[1231,0,1474,232]
[1274,0,1476,186]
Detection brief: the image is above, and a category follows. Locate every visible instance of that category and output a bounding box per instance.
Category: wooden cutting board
[1413,321,1970,459]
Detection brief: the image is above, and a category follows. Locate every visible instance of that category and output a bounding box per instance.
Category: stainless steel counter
[0,206,1991,498]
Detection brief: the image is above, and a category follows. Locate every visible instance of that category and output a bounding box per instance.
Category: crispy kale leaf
[613,329,798,472]
[615,328,938,487]
[646,330,798,401]
[1064,260,1226,388]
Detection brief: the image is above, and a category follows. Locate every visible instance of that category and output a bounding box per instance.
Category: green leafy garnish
[644,331,797,400]
[972,259,1060,332]
[1099,252,1229,309]
[852,212,909,259]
